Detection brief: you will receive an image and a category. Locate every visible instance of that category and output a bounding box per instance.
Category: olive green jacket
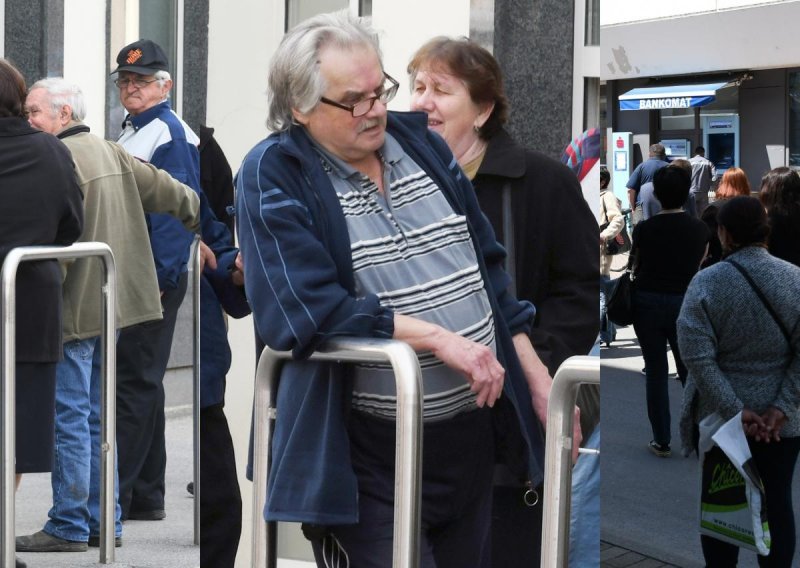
[58,123,200,341]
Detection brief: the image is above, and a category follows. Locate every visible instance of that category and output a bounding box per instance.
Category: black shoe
[186,481,194,495]
[16,556,26,568]
[648,440,671,458]
[16,530,88,552]
[88,535,122,547]
[126,509,166,521]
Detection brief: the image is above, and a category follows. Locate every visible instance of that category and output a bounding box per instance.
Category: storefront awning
[619,82,730,111]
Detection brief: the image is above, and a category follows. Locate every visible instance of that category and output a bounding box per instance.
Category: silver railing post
[1,243,117,566]
[540,355,600,567]
[251,338,423,568]
[190,236,201,545]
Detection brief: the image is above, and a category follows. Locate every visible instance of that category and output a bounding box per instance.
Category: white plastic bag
[698,412,771,556]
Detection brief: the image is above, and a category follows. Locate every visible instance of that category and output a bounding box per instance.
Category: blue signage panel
[619,82,728,111]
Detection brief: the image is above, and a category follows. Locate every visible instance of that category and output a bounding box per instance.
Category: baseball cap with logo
[111,39,169,75]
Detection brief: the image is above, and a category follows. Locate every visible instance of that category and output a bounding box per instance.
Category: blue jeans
[599,275,616,345]
[569,427,600,567]
[632,290,687,447]
[45,337,122,541]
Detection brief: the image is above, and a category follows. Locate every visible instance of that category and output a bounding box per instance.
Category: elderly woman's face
[409,68,489,160]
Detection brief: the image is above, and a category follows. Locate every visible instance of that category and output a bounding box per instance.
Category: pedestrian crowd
[1,10,605,568]
[602,140,800,566]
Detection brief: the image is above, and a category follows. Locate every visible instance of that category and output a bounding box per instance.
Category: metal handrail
[190,236,201,545]
[540,355,600,567]
[251,338,423,568]
[1,243,117,565]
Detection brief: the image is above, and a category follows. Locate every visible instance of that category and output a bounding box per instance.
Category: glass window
[286,0,371,30]
[584,77,599,131]
[139,0,179,103]
[585,0,599,46]
[789,71,800,167]
[139,0,178,74]
[659,85,738,131]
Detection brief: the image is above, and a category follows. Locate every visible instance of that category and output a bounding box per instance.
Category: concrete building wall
[740,68,788,189]
[64,0,106,136]
[495,0,575,159]
[601,1,800,81]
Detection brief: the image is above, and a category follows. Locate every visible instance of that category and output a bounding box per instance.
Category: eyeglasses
[114,77,159,89]
[319,73,399,117]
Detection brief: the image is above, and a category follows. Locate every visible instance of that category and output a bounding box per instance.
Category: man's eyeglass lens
[115,77,157,89]
[321,75,400,117]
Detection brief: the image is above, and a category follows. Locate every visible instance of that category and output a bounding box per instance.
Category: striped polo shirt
[312,133,496,422]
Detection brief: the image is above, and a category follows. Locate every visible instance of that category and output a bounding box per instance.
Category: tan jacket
[600,189,625,276]
[59,124,200,341]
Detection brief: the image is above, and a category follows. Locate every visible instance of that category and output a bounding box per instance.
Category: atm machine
[703,114,739,174]
[659,139,692,162]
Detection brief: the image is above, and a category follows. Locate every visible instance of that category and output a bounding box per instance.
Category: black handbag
[604,224,631,255]
[607,257,635,326]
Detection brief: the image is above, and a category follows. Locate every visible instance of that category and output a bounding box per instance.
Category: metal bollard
[190,236,201,545]
[251,338,423,568]
[540,355,600,567]
[1,243,117,565]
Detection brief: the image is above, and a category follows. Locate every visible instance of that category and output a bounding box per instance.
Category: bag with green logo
[698,412,770,555]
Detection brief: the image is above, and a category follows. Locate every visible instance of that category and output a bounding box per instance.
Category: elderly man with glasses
[237,12,553,568]
[110,38,206,524]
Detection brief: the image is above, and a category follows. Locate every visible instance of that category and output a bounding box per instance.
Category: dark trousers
[200,403,242,568]
[116,272,187,516]
[632,290,687,446]
[310,408,494,568]
[702,436,800,567]
[489,483,543,567]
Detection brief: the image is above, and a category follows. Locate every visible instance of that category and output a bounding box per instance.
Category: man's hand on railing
[393,314,505,408]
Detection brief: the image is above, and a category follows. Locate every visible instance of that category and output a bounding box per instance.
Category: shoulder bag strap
[600,193,608,227]
[725,259,791,344]
[501,181,517,297]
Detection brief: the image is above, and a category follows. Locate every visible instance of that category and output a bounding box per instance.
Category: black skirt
[15,362,56,473]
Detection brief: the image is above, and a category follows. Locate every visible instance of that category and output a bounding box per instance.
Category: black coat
[472,129,599,374]
[199,125,235,236]
[0,118,84,362]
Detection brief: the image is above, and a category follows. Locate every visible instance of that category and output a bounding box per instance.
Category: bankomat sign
[618,82,728,112]
[620,96,710,110]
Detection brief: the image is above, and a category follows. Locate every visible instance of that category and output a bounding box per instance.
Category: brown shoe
[15,530,87,552]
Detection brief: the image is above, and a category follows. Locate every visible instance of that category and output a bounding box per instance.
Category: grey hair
[267,10,382,132]
[154,70,171,101]
[29,77,87,121]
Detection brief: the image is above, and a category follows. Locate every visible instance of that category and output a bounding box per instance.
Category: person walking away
[700,166,751,269]
[626,143,668,226]
[639,159,697,220]
[599,168,624,348]
[689,146,716,218]
[631,166,709,457]
[678,196,800,567]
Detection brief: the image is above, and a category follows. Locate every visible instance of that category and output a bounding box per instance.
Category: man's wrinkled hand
[433,333,505,408]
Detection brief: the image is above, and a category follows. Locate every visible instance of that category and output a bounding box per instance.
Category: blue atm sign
[618,83,728,112]
[620,95,715,111]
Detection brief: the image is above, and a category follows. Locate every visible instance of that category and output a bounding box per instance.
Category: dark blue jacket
[236,111,545,524]
[198,190,250,408]
[119,101,202,291]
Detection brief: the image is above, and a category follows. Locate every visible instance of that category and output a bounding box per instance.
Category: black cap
[112,39,169,75]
